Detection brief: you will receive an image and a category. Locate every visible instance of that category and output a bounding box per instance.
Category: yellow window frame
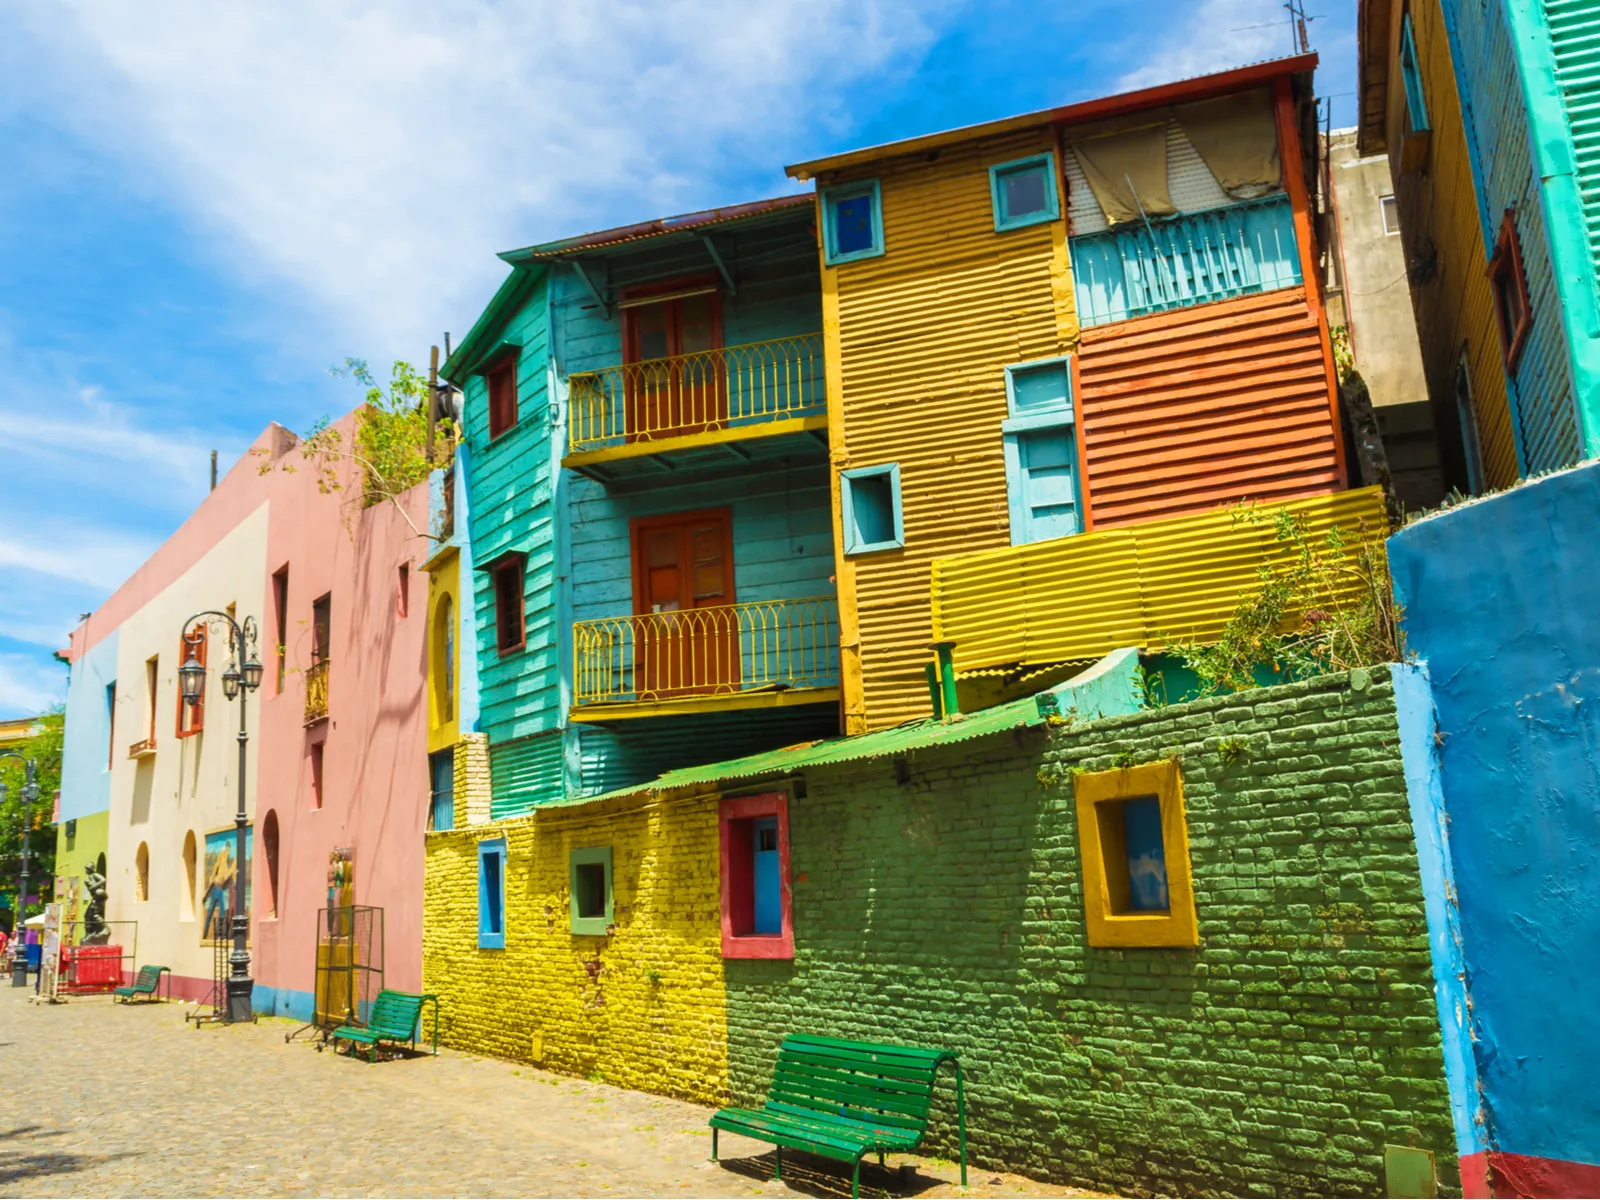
[1073,760,1198,948]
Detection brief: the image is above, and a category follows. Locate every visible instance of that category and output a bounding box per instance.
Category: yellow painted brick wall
[422,792,728,1104]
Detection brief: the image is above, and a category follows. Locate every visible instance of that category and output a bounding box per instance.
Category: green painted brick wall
[725,667,1459,1197]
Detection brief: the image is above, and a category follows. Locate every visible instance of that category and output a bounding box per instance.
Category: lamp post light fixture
[0,750,41,988]
[179,611,262,1024]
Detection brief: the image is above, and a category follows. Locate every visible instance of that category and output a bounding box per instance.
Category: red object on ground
[59,945,124,994]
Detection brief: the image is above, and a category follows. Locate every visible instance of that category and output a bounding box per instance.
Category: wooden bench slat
[767,1081,931,1126]
[771,1062,937,1107]
[762,1100,925,1139]
[776,1046,940,1084]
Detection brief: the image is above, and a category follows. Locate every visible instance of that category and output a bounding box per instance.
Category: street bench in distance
[709,1033,966,1198]
[330,989,439,1062]
[113,964,169,1003]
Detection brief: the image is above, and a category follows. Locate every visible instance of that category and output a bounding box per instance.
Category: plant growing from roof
[1171,506,1401,697]
[255,358,454,540]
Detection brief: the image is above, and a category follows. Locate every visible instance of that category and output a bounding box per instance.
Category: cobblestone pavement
[0,991,1100,1198]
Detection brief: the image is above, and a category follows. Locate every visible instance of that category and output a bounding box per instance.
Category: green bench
[113,964,168,1003]
[330,989,439,1062]
[710,1034,966,1198]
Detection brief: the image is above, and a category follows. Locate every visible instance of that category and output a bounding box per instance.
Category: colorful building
[1358,0,1600,489]
[785,54,1353,732]
[59,416,432,1013]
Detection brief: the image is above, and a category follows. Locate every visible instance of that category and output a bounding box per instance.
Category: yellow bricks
[820,127,1079,734]
[1384,0,1518,488]
[422,793,728,1104]
[930,486,1390,673]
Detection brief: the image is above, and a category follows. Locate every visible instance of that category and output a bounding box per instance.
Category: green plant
[1112,750,1136,770]
[646,969,662,986]
[1329,324,1354,381]
[1136,664,1169,709]
[1218,736,1250,766]
[1171,506,1401,697]
[0,708,63,918]
[258,358,453,539]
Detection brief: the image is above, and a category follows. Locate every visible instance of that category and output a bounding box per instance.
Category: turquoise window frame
[1399,12,1429,134]
[1002,357,1081,547]
[990,152,1061,233]
[840,463,905,555]
[477,837,506,949]
[821,179,885,265]
[569,845,613,936]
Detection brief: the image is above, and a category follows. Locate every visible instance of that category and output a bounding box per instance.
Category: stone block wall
[725,667,1458,1197]
[422,793,727,1104]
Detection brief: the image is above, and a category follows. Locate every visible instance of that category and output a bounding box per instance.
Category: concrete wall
[1389,461,1600,1195]
[423,668,1462,1196]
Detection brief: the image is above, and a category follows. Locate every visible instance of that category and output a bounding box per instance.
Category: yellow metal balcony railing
[574,596,840,706]
[567,334,825,455]
[929,487,1391,673]
[304,659,330,725]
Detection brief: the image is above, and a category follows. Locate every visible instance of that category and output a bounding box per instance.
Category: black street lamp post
[1,750,41,988]
[179,611,263,1024]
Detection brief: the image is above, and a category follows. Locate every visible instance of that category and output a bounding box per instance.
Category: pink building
[60,415,431,1015]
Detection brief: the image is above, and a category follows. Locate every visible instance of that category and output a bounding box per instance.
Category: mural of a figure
[81,865,108,944]
[202,828,251,944]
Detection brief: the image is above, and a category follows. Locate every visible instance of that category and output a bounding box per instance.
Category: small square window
[1488,209,1532,372]
[569,846,613,936]
[478,837,506,949]
[1005,357,1072,419]
[719,792,793,959]
[1381,195,1400,235]
[990,153,1061,232]
[840,464,904,555]
[821,179,885,265]
[1073,761,1197,948]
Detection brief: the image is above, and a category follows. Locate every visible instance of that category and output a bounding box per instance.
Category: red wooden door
[623,290,726,440]
[632,510,738,696]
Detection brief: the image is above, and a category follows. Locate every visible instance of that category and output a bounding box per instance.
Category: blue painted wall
[60,629,118,823]
[1440,0,1585,470]
[1389,460,1600,1172]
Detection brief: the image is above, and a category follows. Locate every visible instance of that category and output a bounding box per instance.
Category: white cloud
[1115,0,1303,92]
[15,1,950,358]
[0,651,67,718]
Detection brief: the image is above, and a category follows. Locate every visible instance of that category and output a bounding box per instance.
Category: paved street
[0,990,1095,1198]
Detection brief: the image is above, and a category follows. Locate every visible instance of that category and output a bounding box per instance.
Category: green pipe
[932,641,959,717]
[925,662,944,719]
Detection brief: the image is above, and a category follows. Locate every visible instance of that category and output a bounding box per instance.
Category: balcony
[304,659,330,725]
[1069,194,1301,327]
[564,334,828,485]
[127,738,157,760]
[928,487,1389,677]
[572,596,841,720]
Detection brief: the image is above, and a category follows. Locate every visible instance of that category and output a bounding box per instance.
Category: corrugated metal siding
[930,487,1389,672]
[489,730,565,819]
[1442,0,1581,471]
[1401,0,1521,488]
[829,128,1077,731]
[1077,287,1341,526]
[1547,0,1600,272]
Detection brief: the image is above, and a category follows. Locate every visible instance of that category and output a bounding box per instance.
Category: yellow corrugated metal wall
[929,486,1389,671]
[821,129,1078,732]
[1390,0,1519,487]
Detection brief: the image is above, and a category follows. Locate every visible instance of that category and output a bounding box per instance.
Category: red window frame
[176,628,207,738]
[719,791,793,959]
[1488,208,1533,373]
[485,351,519,440]
[490,553,527,655]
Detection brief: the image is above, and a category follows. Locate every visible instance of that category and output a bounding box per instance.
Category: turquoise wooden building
[443,197,840,812]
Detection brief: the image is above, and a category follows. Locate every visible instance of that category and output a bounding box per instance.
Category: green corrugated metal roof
[541,647,1142,811]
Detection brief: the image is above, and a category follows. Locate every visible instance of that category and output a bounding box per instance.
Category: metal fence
[566,333,825,454]
[573,596,840,705]
[304,659,330,724]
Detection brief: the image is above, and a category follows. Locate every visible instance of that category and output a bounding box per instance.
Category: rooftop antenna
[1285,0,1312,53]
[210,450,218,491]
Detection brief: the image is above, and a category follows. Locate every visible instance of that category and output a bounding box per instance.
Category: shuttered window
[1399,13,1430,134]
[1002,358,1081,546]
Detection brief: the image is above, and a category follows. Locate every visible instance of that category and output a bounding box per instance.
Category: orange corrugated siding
[1078,288,1343,527]
[826,128,1077,732]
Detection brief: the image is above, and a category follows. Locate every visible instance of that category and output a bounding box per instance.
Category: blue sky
[0,0,1356,719]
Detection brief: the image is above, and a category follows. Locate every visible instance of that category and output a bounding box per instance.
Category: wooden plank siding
[461,272,566,792]
[822,127,1079,733]
[1077,288,1342,527]
[1387,0,1522,488]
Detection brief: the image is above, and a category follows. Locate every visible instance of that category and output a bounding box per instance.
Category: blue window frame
[822,179,885,265]
[569,845,613,936]
[990,152,1060,232]
[1399,12,1429,134]
[840,463,904,555]
[429,749,454,832]
[752,816,781,935]
[477,837,506,949]
[1002,357,1081,546]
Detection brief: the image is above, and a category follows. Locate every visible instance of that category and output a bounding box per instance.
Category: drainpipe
[931,642,959,718]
